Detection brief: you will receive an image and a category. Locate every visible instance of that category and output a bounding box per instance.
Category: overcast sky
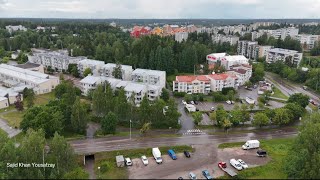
[0,0,319,19]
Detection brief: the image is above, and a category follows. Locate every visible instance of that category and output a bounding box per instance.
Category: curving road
[70,127,298,155]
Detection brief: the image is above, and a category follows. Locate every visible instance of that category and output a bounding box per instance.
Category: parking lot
[128,145,270,179]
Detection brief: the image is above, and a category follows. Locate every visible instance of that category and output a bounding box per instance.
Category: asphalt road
[265,72,320,104]
[175,98,195,133]
[70,128,298,155]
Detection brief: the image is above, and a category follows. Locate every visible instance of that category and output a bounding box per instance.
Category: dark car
[184,151,191,158]
[257,150,267,157]
[194,101,199,105]
[178,177,183,180]
[196,108,200,111]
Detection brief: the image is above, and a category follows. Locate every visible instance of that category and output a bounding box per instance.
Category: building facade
[101,63,133,81]
[131,69,166,89]
[266,48,303,67]
[237,41,259,60]
[295,34,320,50]
[28,49,85,72]
[212,34,239,45]
[207,53,249,70]
[5,25,27,33]
[175,32,189,42]
[0,64,60,95]
[77,59,105,76]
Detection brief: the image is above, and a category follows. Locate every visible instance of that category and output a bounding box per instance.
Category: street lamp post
[130,120,132,140]
[98,166,100,178]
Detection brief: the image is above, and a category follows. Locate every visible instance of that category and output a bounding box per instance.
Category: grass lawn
[34,92,55,105]
[0,111,24,128]
[94,145,194,179]
[218,138,294,179]
[0,106,15,113]
[271,87,288,100]
[61,131,86,140]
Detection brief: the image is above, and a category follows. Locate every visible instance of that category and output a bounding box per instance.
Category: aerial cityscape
[0,0,319,179]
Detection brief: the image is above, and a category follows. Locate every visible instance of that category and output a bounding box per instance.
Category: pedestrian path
[0,119,21,138]
[183,129,206,135]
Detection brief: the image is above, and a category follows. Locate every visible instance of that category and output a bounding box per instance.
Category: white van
[152,147,162,164]
[242,140,260,150]
[230,159,242,171]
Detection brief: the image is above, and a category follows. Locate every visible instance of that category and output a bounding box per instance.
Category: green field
[34,92,55,105]
[94,145,194,179]
[218,138,294,179]
[0,111,24,128]
[271,87,288,100]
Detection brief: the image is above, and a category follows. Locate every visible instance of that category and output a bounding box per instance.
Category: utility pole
[130,120,132,140]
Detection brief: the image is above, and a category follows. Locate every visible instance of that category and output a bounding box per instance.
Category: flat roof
[132,68,166,76]
[124,82,146,93]
[103,63,133,70]
[80,76,103,84]
[78,59,105,65]
[0,64,50,84]
[16,62,41,69]
[267,48,299,54]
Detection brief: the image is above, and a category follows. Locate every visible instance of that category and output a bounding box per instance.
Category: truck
[218,162,237,177]
[242,140,260,150]
[152,147,162,164]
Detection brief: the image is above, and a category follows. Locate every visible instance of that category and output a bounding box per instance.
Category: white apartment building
[79,75,107,95]
[271,28,299,40]
[0,64,60,94]
[237,41,259,60]
[173,73,239,94]
[207,53,249,70]
[212,34,239,45]
[257,46,273,58]
[0,97,9,110]
[77,59,105,76]
[131,69,166,89]
[227,64,253,86]
[295,34,320,50]
[175,32,189,42]
[266,48,303,67]
[28,49,85,71]
[173,75,211,94]
[101,63,133,81]
[250,22,276,30]
[5,25,27,33]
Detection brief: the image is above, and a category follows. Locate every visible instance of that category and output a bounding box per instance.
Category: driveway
[175,98,195,134]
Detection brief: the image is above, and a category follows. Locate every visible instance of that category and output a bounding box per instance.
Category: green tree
[83,68,92,77]
[240,104,250,124]
[92,85,107,117]
[272,108,293,126]
[114,88,130,123]
[192,112,203,125]
[160,88,170,102]
[216,105,227,126]
[25,89,35,108]
[49,133,77,178]
[287,93,310,108]
[101,112,118,134]
[284,103,305,120]
[253,112,270,128]
[140,122,151,136]
[222,118,232,133]
[227,90,235,101]
[163,99,181,129]
[138,96,151,126]
[63,167,89,179]
[285,112,320,179]
[112,62,123,79]
[1,56,9,64]
[230,110,242,126]
[70,97,88,134]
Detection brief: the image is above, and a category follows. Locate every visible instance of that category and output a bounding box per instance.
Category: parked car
[168,149,177,160]
[210,107,215,111]
[303,86,308,90]
[194,101,199,105]
[242,140,260,150]
[237,159,248,169]
[231,101,235,104]
[196,108,200,111]
[184,151,191,158]
[190,101,195,105]
[226,100,232,105]
[230,159,242,170]
[257,150,267,157]
[253,84,258,89]
[125,157,132,166]
[141,155,148,166]
[189,172,197,180]
[202,170,213,180]
[178,177,183,180]
[182,100,187,105]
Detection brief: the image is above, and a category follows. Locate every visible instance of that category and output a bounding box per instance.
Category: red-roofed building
[173,73,239,94]
[227,64,252,86]
[173,75,211,94]
[130,26,151,38]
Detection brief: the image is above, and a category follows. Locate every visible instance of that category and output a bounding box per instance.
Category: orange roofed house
[173,73,239,94]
